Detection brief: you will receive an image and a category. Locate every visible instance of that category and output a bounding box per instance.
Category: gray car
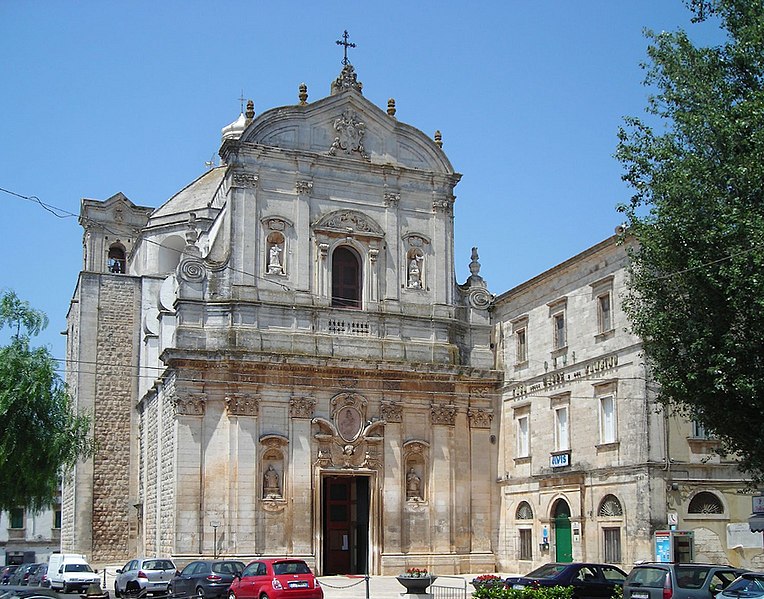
[623,563,745,599]
[115,559,176,597]
[169,561,245,599]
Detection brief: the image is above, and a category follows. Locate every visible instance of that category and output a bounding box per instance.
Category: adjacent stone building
[64,62,757,573]
[492,236,759,572]
[0,506,61,567]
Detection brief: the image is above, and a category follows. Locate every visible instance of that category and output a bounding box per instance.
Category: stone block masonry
[91,276,139,562]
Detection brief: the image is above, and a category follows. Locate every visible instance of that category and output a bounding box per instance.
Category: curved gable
[313,209,385,238]
[239,91,454,174]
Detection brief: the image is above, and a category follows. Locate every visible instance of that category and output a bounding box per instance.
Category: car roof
[633,563,738,567]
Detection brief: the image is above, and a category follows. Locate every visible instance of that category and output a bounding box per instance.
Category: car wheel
[260,594,269,599]
[62,584,69,593]
[196,587,206,599]
[114,582,121,598]
[228,592,236,599]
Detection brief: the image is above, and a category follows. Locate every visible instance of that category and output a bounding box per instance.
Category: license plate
[513,585,525,590]
[289,581,309,589]
[631,593,649,599]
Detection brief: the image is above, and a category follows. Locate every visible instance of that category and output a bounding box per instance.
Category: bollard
[365,574,370,599]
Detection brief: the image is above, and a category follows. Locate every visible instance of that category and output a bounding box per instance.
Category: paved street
[89,570,501,599]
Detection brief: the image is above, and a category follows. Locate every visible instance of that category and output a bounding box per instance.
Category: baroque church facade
[64,62,757,574]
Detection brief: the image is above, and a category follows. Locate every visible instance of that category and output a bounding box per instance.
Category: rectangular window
[517,416,530,458]
[553,312,566,349]
[54,509,62,529]
[9,508,24,529]
[600,395,616,444]
[516,328,527,364]
[518,528,533,560]
[555,407,569,451]
[603,527,622,563]
[598,293,612,333]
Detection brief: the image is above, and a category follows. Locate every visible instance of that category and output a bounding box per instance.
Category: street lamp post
[210,520,220,559]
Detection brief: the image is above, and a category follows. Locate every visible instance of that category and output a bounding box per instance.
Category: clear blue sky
[0,1,722,361]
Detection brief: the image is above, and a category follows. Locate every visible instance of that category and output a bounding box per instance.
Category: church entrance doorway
[553,499,573,563]
[322,475,370,575]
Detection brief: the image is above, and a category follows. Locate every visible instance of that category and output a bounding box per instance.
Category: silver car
[115,558,176,597]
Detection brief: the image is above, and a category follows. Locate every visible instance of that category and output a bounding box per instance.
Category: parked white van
[48,553,100,593]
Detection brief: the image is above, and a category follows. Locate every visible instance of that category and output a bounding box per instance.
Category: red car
[228,559,322,599]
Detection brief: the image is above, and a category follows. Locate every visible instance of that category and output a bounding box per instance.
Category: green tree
[616,1,764,481]
[0,290,93,511]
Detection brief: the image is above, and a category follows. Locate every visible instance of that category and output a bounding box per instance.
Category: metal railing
[431,576,468,599]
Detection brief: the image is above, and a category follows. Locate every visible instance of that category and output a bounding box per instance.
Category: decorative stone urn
[396,575,438,594]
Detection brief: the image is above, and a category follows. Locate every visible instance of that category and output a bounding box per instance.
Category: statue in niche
[406,467,422,499]
[263,465,281,498]
[407,255,422,289]
[268,243,283,274]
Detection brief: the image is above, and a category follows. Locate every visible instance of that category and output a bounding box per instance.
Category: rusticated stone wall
[140,374,177,557]
[159,389,176,555]
[61,291,80,552]
[143,393,158,555]
[91,276,138,562]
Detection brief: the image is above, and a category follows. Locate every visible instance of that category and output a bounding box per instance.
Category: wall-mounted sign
[550,452,570,468]
[752,495,764,514]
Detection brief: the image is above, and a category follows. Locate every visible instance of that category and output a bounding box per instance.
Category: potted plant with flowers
[396,568,438,594]
[471,574,503,593]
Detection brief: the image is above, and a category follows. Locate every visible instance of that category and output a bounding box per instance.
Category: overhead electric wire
[4,184,761,302]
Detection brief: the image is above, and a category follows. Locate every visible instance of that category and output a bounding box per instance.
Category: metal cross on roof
[336,30,356,65]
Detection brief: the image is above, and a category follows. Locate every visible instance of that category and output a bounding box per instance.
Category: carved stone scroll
[431,403,456,426]
[175,394,206,416]
[380,401,402,423]
[232,173,259,188]
[468,408,493,429]
[226,393,259,417]
[290,396,316,419]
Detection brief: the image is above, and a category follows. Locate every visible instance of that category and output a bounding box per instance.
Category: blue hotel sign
[550,452,570,468]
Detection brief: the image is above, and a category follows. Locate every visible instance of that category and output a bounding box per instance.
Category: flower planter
[471,577,504,592]
[396,575,438,594]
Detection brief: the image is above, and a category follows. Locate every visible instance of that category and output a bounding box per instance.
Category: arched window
[688,491,724,514]
[516,501,533,520]
[108,245,126,274]
[332,247,361,308]
[598,494,623,517]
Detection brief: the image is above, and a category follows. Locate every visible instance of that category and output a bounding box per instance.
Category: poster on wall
[655,531,671,562]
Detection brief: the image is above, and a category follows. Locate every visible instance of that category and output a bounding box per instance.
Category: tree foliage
[0,290,93,512]
[617,1,764,481]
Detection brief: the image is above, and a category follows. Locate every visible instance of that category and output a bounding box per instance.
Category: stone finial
[434,130,443,148]
[387,98,396,117]
[245,100,255,123]
[185,213,199,246]
[331,63,363,95]
[299,83,308,105]
[469,247,481,278]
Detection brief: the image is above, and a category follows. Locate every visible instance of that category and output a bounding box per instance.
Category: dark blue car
[505,563,628,599]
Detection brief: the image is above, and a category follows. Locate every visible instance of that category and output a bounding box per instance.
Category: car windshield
[725,575,764,596]
[64,564,93,573]
[627,567,668,588]
[272,562,311,575]
[675,567,710,589]
[524,564,567,579]
[143,560,174,571]
[212,562,245,575]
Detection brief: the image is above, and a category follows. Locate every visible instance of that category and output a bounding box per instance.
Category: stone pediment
[236,91,454,174]
[81,192,152,228]
[313,209,384,239]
